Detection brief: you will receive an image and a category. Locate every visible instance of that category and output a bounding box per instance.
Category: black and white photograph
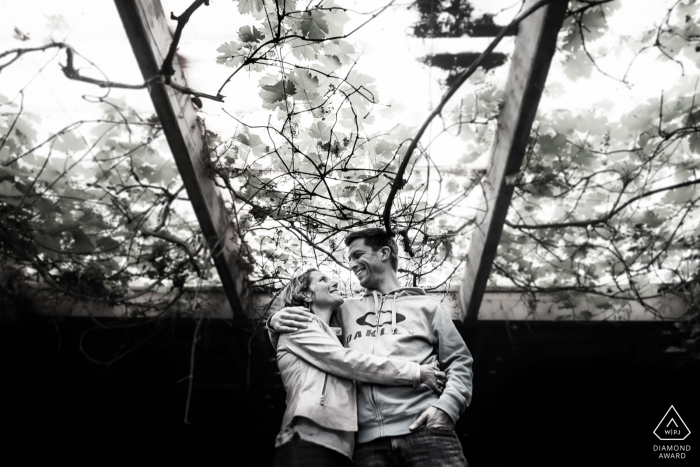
[1,0,698,465]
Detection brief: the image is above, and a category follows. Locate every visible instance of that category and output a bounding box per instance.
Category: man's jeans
[353,427,468,467]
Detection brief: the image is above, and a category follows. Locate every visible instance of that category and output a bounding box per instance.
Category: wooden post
[459,0,568,323]
[115,0,249,319]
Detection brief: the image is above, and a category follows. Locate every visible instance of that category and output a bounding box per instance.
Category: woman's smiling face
[307,271,344,309]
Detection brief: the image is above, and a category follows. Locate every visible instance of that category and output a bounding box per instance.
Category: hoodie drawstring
[372,290,379,321]
[371,290,398,334]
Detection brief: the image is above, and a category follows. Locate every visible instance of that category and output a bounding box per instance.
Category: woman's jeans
[353,427,468,467]
[273,434,353,467]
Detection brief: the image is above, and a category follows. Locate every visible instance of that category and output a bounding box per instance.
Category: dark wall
[460,322,698,466]
[1,314,697,465]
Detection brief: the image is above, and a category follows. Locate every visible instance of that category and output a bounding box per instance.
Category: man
[269,228,473,466]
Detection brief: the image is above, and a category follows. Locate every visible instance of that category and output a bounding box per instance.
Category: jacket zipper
[320,373,328,406]
[370,294,385,356]
[369,294,385,432]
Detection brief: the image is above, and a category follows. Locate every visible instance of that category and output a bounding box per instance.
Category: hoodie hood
[361,287,426,298]
[362,287,426,335]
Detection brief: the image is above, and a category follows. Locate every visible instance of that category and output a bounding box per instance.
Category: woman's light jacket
[272,315,421,432]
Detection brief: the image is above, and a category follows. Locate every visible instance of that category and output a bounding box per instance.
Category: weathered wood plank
[115,0,248,319]
[33,287,686,322]
[459,0,569,323]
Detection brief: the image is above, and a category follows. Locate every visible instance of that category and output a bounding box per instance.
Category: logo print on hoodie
[346,312,407,344]
[356,311,406,327]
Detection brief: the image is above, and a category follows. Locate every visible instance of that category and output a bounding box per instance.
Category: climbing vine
[1,0,699,364]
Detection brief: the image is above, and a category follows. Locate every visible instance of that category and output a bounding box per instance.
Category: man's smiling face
[347,238,387,289]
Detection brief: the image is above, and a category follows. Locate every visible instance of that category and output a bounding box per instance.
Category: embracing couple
[267,228,473,466]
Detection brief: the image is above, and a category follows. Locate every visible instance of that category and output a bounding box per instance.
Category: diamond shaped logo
[654,406,691,441]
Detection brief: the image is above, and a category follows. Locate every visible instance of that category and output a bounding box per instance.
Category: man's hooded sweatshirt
[332,287,473,443]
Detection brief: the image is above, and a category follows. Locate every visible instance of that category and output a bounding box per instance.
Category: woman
[272,269,446,467]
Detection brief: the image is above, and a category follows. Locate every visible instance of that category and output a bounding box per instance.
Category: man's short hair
[282,268,317,308]
[344,228,399,272]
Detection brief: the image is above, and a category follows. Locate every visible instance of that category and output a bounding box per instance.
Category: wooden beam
[115,0,249,319]
[32,287,686,322]
[459,0,568,323]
